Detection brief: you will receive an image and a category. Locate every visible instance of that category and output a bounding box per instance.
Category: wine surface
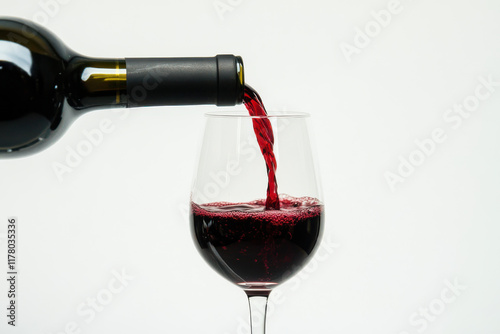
[243,85,280,210]
[191,196,323,287]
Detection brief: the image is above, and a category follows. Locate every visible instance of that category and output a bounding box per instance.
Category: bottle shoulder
[0,17,77,61]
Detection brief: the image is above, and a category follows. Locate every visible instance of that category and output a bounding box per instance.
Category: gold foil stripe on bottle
[116,61,121,104]
[82,66,126,102]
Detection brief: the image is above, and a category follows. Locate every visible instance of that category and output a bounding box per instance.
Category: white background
[1,0,500,333]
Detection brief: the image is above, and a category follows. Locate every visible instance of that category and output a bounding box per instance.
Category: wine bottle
[0,17,244,158]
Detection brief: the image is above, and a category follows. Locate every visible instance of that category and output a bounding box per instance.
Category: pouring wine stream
[242,85,280,210]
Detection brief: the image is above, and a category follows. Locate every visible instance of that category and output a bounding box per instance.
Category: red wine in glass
[192,85,324,288]
[191,196,323,287]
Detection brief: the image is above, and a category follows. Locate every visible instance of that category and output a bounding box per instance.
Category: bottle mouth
[216,55,245,106]
[235,56,244,104]
[205,111,310,118]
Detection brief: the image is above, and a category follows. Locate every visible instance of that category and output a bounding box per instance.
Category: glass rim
[205,111,310,118]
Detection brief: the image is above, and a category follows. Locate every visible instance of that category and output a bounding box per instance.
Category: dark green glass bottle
[0,17,244,157]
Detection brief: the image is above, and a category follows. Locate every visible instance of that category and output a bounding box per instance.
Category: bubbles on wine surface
[194,195,323,224]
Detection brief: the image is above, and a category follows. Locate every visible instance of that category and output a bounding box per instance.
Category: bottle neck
[66,55,244,110]
[65,57,127,110]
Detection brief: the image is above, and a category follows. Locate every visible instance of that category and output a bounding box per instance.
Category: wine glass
[190,111,324,334]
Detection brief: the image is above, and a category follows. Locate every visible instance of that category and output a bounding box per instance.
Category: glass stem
[246,290,271,334]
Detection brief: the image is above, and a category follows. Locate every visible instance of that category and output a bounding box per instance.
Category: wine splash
[243,85,280,210]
